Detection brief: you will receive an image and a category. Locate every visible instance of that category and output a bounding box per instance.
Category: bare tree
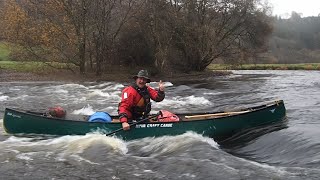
[118,0,272,72]
[90,0,138,75]
[1,0,92,73]
[1,0,273,74]
[172,0,273,71]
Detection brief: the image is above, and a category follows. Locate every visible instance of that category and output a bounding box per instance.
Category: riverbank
[2,61,320,82]
[0,68,231,82]
[209,63,320,70]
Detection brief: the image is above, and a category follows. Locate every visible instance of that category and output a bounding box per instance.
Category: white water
[0,96,9,101]
[0,81,213,115]
[2,71,320,179]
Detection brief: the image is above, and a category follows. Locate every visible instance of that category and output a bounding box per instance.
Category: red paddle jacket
[118,84,165,123]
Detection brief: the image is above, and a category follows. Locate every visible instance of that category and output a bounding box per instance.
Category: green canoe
[3,100,286,140]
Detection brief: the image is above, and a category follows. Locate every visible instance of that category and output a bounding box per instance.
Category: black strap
[130,84,151,118]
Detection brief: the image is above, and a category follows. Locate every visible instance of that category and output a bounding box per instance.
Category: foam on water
[88,82,113,89]
[69,154,100,165]
[86,82,124,93]
[49,134,127,164]
[63,134,128,154]
[203,92,223,95]
[157,95,212,108]
[128,132,219,157]
[56,83,89,90]
[71,104,118,116]
[0,133,128,165]
[42,84,87,95]
[11,94,29,101]
[1,136,45,147]
[71,96,87,103]
[101,84,124,91]
[97,106,118,115]
[54,89,69,94]
[148,81,173,88]
[8,88,21,91]
[1,133,128,155]
[0,118,6,135]
[16,152,37,161]
[71,104,95,115]
[88,90,111,97]
[0,96,9,101]
[108,91,122,99]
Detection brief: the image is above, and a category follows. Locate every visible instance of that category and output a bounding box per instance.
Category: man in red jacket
[118,70,165,130]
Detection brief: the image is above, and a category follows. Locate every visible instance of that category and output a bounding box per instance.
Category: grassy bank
[2,61,320,75]
[0,42,78,74]
[0,61,85,82]
[208,63,320,70]
[0,61,77,74]
[0,60,232,82]
[0,43,10,61]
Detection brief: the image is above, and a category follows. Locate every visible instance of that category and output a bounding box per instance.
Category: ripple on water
[1,71,320,179]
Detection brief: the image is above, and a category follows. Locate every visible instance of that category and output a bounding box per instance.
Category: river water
[0,70,320,179]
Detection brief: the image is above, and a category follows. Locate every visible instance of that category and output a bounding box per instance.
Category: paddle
[105,111,162,136]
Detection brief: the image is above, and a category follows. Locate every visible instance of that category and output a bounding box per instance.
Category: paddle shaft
[105,113,160,136]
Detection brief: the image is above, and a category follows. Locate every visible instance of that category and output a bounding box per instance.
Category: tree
[90,0,138,75]
[270,12,320,63]
[1,0,138,75]
[1,0,274,74]
[1,0,88,73]
[119,0,273,72]
[171,0,273,71]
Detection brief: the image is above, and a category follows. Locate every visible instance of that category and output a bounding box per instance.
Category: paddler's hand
[122,122,130,130]
[159,80,165,92]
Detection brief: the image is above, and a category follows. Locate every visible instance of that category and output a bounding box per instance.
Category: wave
[127,132,219,157]
[71,105,117,115]
[0,133,128,164]
[157,95,212,108]
[0,132,218,159]
[54,83,89,90]
[0,95,9,101]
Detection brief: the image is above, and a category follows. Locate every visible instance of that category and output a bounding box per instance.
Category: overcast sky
[268,0,320,17]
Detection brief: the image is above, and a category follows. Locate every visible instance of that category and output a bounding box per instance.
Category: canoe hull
[3,100,286,140]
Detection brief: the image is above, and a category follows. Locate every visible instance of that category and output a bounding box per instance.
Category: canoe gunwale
[179,100,283,116]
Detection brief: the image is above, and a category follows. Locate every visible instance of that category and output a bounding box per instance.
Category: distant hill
[265,12,320,63]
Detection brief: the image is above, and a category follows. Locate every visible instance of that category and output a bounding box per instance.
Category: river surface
[0,70,320,179]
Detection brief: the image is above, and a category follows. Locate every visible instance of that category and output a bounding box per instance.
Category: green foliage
[0,42,10,61]
[0,61,77,73]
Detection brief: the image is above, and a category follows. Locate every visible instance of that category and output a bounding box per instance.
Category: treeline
[267,12,320,63]
[0,0,272,74]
